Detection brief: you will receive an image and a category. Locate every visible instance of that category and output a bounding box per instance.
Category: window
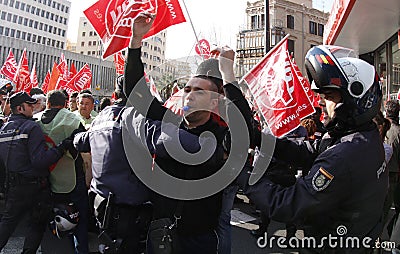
[4,27,9,36]
[27,33,31,41]
[26,4,30,11]
[14,0,19,8]
[20,2,25,10]
[46,11,49,19]
[9,0,14,6]
[10,29,15,37]
[93,41,96,46]
[318,23,324,36]
[23,17,27,26]
[12,14,17,23]
[82,31,85,37]
[18,16,22,24]
[6,13,11,21]
[89,31,93,36]
[80,51,84,54]
[61,4,64,11]
[1,12,6,20]
[32,34,36,41]
[83,21,87,26]
[0,26,3,35]
[34,21,38,29]
[92,51,95,55]
[81,41,84,46]
[41,10,45,17]
[50,13,53,20]
[87,51,91,55]
[3,0,8,5]
[21,31,26,39]
[65,6,69,13]
[60,42,64,48]
[31,6,35,14]
[16,30,20,38]
[288,39,295,55]
[309,21,317,35]
[47,0,51,6]
[39,22,43,30]
[287,15,294,29]
[29,19,33,27]
[54,14,58,22]
[61,30,65,36]
[251,15,260,29]
[36,8,40,16]
[88,41,91,46]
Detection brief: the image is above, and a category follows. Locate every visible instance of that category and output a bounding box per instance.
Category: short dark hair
[100,97,112,111]
[30,87,44,96]
[385,100,400,120]
[47,90,67,107]
[70,92,79,99]
[79,89,92,95]
[77,93,94,103]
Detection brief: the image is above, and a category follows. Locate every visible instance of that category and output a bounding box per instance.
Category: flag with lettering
[14,49,32,93]
[30,62,39,88]
[195,39,211,59]
[114,51,125,75]
[84,0,186,59]
[63,64,92,94]
[41,71,51,94]
[57,53,69,80]
[0,49,18,81]
[242,36,314,137]
[163,87,183,115]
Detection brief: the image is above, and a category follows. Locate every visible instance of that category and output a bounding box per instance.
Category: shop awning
[324,0,400,54]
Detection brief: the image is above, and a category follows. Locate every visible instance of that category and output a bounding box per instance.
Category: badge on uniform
[312,167,334,191]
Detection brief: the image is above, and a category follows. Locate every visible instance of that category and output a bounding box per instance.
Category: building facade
[324,0,400,103]
[236,0,329,78]
[0,0,70,50]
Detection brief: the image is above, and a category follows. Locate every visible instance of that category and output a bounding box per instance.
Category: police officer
[245,45,387,253]
[0,91,68,253]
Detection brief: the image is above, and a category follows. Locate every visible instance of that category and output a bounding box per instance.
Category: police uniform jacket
[0,114,64,178]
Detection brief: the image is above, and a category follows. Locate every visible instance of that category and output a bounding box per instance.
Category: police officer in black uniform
[0,92,68,253]
[244,45,387,253]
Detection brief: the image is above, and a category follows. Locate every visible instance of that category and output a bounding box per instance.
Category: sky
[66,0,334,60]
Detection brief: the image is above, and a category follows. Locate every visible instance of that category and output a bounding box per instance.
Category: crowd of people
[0,12,398,254]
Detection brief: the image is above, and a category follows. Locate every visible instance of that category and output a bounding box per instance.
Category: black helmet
[305,45,382,126]
[49,203,80,239]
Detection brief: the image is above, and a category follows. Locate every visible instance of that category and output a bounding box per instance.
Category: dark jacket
[0,114,63,178]
[247,125,388,253]
[386,121,400,173]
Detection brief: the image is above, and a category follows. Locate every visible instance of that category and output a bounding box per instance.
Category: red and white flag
[14,49,32,93]
[0,49,18,81]
[114,51,125,75]
[47,62,61,92]
[242,35,314,137]
[148,76,162,102]
[57,53,69,80]
[41,71,51,94]
[195,39,211,59]
[30,62,39,88]
[62,64,92,94]
[84,0,186,59]
[163,86,183,115]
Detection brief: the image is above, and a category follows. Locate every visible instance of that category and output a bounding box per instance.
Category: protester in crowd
[383,100,400,234]
[0,92,68,253]
[35,90,88,253]
[244,45,387,253]
[373,110,392,163]
[124,13,253,253]
[74,93,95,130]
[99,97,112,111]
[0,90,11,126]
[31,94,46,115]
[79,89,98,117]
[29,87,45,96]
[69,92,78,112]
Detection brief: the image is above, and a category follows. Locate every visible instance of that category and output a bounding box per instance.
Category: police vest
[37,108,82,193]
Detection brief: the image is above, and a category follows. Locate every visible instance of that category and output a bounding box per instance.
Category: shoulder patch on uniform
[312,167,334,191]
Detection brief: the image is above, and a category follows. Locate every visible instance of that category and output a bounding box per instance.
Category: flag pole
[181,0,204,61]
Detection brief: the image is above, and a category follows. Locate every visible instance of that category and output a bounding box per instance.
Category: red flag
[0,49,18,81]
[41,71,51,94]
[84,0,186,59]
[48,62,61,92]
[69,62,77,80]
[113,51,125,75]
[242,36,314,138]
[195,39,211,59]
[14,49,32,93]
[57,53,69,80]
[163,87,184,115]
[290,58,315,105]
[62,64,92,94]
[30,62,39,88]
